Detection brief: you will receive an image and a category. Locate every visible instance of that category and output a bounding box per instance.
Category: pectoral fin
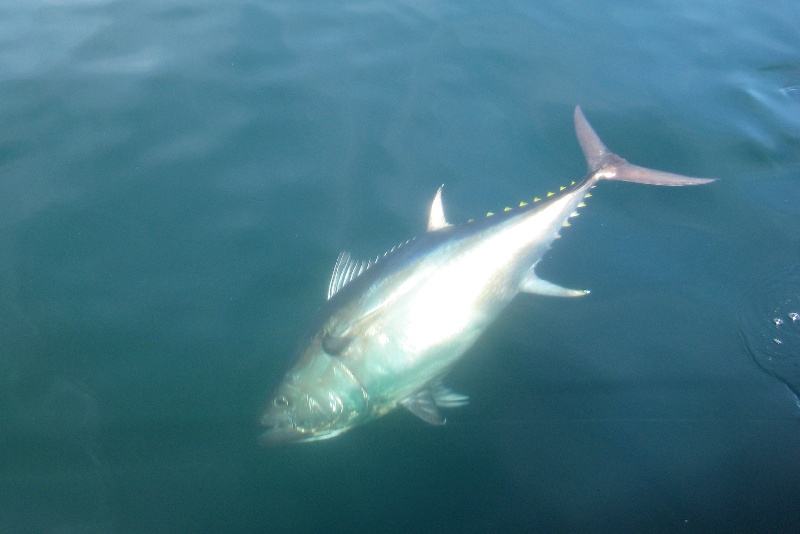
[321,332,354,356]
[520,267,589,297]
[401,389,446,425]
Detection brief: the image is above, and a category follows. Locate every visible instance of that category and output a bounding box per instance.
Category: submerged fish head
[260,337,369,445]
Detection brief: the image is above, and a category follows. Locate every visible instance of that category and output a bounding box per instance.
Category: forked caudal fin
[574,106,717,186]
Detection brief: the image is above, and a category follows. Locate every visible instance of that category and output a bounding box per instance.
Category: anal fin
[520,267,589,297]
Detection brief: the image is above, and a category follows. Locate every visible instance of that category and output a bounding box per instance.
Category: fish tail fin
[574,106,716,186]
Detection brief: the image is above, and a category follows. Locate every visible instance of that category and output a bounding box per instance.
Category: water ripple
[739,259,800,407]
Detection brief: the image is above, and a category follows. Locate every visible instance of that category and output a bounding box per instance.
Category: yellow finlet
[570,181,576,185]
[519,201,528,207]
[578,202,586,208]
[570,211,580,218]
[563,221,571,227]
[468,218,475,223]
[585,193,592,198]
[486,212,494,217]
[559,186,566,191]
[533,197,541,202]
[504,207,512,212]
[546,192,554,197]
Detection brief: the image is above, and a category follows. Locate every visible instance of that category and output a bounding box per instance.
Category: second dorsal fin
[427,186,451,232]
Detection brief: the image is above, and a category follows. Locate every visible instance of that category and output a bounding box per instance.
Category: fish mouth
[259,411,308,445]
[259,424,308,446]
[259,425,350,445]
[259,411,351,445]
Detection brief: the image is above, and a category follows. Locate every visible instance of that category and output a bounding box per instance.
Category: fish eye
[273,396,291,408]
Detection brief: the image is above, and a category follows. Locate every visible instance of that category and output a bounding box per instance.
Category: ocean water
[1,0,799,532]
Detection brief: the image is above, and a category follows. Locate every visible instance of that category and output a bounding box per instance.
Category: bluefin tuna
[260,106,715,444]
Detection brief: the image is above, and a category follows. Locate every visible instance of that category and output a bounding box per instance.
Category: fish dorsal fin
[327,238,418,300]
[427,186,451,232]
[401,389,445,425]
[327,251,371,300]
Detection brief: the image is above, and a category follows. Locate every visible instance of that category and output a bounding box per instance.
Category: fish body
[260,107,715,444]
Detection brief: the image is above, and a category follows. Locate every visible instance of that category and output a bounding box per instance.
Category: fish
[260,106,716,444]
